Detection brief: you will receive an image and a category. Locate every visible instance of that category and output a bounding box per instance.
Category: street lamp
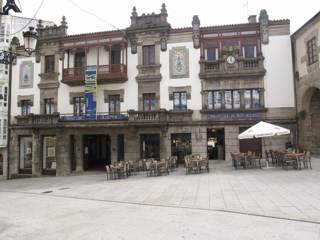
[0,26,38,179]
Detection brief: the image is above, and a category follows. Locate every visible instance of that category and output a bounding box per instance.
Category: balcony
[199,57,266,79]
[15,113,60,126]
[62,64,128,86]
[128,110,167,123]
[60,112,128,122]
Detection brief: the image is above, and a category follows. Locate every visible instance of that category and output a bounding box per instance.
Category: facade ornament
[192,15,201,49]
[35,50,41,63]
[161,3,167,15]
[61,16,67,27]
[37,19,44,30]
[160,33,167,51]
[259,9,269,44]
[130,38,137,54]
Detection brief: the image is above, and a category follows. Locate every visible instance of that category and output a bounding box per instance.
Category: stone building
[292,11,320,155]
[8,5,296,178]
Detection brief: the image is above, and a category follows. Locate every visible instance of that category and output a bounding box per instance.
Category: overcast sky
[13,0,320,35]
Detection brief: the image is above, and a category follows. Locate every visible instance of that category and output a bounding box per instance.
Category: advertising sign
[85,65,97,119]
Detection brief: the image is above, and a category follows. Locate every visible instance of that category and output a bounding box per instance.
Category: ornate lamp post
[0,26,38,179]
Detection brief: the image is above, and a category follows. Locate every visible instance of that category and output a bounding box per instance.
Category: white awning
[238,121,290,140]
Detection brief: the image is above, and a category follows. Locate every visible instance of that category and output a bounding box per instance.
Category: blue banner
[85,65,97,120]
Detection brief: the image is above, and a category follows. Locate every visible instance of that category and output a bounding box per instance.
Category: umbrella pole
[263,138,268,168]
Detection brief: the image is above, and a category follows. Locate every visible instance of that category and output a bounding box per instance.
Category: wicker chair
[303,151,312,169]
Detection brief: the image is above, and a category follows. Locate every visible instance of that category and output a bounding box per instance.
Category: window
[73,97,85,116]
[243,45,257,58]
[224,91,232,110]
[4,86,7,107]
[19,136,32,169]
[206,47,218,60]
[21,100,31,115]
[45,55,55,73]
[74,52,86,68]
[244,90,252,109]
[244,89,261,109]
[111,48,121,65]
[232,90,241,109]
[3,119,7,140]
[43,136,56,170]
[109,95,121,114]
[252,90,260,109]
[117,134,124,162]
[141,134,160,159]
[143,45,155,65]
[307,37,318,65]
[44,98,55,114]
[207,91,222,110]
[173,92,187,111]
[143,93,157,111]
[214,91,222,109]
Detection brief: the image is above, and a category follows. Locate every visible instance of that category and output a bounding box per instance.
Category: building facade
[0,15,52,177]
[292,11,320,155]
[8,5,296,178]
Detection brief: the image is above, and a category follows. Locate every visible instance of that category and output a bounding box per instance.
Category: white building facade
[7,6,296,178]
[0,15,52,177]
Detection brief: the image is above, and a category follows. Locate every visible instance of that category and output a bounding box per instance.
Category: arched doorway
[300,87,320,153]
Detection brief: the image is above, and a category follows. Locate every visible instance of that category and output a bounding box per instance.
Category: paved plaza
[1,160,320,239]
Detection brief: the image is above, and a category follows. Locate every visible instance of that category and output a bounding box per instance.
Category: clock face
[226,55,236,65]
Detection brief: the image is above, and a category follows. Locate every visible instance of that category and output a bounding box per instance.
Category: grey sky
[13,0,320,35]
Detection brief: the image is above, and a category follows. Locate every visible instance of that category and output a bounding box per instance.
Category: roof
[292,11,320,37]
[63,19,290,39]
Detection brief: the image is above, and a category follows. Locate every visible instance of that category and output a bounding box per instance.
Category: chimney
[248,15,257,23]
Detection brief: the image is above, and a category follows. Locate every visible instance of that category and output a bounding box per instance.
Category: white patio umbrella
[238,121,290,140]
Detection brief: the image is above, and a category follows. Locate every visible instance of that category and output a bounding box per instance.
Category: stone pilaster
[32,131,41,176]
[75,134,84,173]
[56,132,71,176]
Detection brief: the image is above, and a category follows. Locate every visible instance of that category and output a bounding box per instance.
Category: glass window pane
[214,91,222,109]
[19,136,32,169]
[150,95,157,110]
[207,92,213,110]
[173,92,180,109]
[233,91,241,109]
[224,91,232,109]
[244,45,256,58]
[207,48,216,60]
[244,90,252,109]
[181,92,187,110]
[43,136,56,170]
[252,90,260,109]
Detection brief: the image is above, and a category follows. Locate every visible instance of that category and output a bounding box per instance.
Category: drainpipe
[291,34,299,149]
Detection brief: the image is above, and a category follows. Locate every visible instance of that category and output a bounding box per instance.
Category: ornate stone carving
[130,38,137,54]
[192,15,201,49]
[259,9,269,44]
[160,33,167,51]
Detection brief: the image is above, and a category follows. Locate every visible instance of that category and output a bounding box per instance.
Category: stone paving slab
[0,192,320,240]
[1,160,320,224]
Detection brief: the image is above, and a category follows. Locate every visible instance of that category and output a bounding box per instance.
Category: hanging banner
[85,65,97,120]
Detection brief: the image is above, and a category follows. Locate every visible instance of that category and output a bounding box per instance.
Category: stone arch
[300,87,320,153]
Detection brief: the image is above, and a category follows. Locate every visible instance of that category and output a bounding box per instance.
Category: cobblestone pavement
[0,159,320,239]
